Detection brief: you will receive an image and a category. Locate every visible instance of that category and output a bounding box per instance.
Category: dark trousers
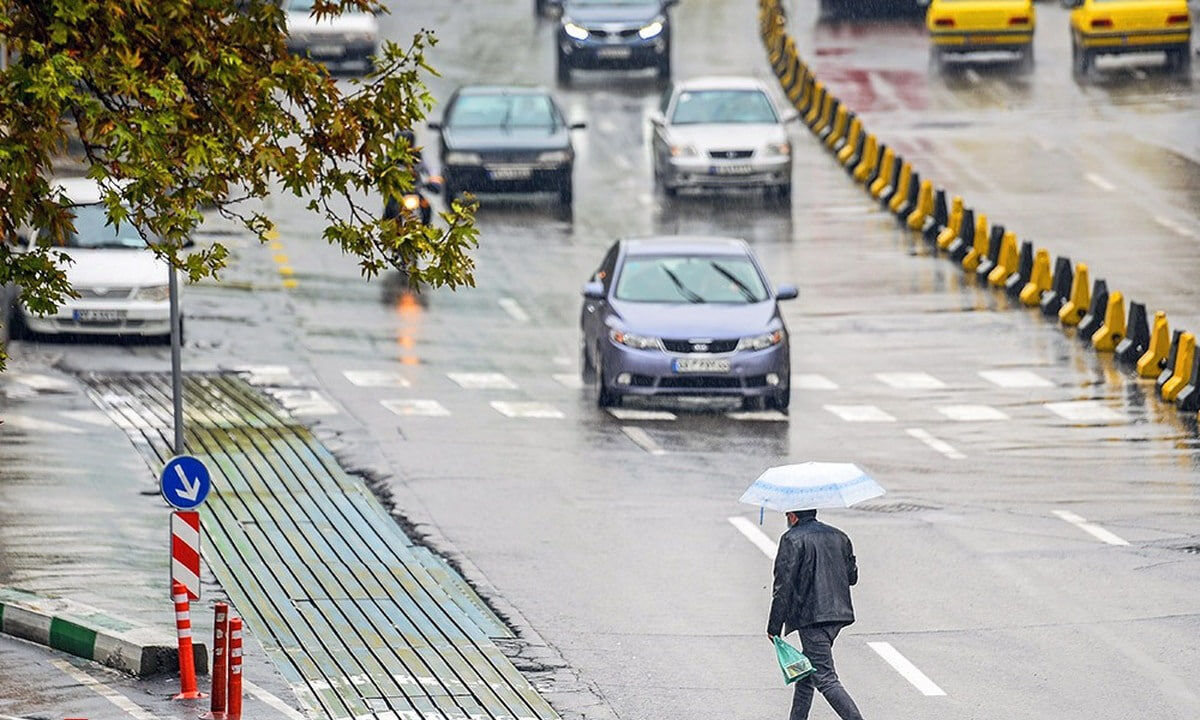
[789,623,864,720]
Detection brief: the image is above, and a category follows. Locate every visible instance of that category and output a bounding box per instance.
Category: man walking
[767,509,865,720]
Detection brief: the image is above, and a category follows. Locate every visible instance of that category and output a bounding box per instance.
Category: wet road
[4,0,1200,717]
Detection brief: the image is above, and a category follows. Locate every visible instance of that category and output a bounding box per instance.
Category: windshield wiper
[709,261,758,303]
[660,266,705,303]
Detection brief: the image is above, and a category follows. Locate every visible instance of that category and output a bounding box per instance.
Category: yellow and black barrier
[1076,279,1110,341]
[1116,302,1150,365]
[1007,241,1034,299]
[1040,256,1073,314]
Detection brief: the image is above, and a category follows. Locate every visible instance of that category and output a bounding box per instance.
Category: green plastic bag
[773,636,815,685]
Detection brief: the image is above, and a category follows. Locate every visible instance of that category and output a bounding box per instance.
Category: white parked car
[284,0,379,70]
[6,177,174,342]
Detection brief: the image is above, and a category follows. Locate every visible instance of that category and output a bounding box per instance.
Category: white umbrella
[739,462,885,513]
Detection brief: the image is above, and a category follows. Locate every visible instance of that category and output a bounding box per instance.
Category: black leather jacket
[767,516,858,635]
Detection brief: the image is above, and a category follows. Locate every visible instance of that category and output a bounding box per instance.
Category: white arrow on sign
[174,464,203,501]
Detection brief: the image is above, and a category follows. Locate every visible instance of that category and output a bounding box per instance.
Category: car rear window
[671,90,778,125]
[447,94,559,128]
[615,255,769,304]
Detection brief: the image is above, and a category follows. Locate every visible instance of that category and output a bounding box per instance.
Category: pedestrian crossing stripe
[937,405,1009,421]
[823,405,897,422]
[875,372,946,390]
[490,401,564,419]
[979,370,1053,388]
[381,399,450,417]
[552,373,585,389]
[343,371,411,388]
[792,374,839,390]
[447,372,518,390]
[1043,401,1126,423]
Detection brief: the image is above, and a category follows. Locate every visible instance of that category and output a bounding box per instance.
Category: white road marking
[51,660,157,720]
[906,428,966,460]
[553,373,586,389]
[727,410,789,421]
[621,425,666,455]
[497,297,531,323]
[244,680,307,720]
[824,405,896,422]
[267,389,338,416]
[10,373,73,392]
[1085,173,1116,192]
[1043,400,1126,423]
[937,405,1009,421]
[728,516,778,559]
[1053,510,1130,546]
[447,372,517,390]
[979,369,1053,388]
[1154,216,1198,239]
[0,415,85,434]
[608,407,677,420]
[490,401,564,419]
[233,364,297,386]
[793,374,839,390]
[60,410,116,426]
[343,370,411,388]
[381,399,450,417]
[875,372,946,390]
[867,642,947,697]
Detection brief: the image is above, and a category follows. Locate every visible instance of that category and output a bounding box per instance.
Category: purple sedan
[579,236,797,411]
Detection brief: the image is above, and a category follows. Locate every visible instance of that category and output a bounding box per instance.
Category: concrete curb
[0,586,206,677]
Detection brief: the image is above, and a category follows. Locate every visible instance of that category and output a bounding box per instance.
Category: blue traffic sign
[160,455,211,510]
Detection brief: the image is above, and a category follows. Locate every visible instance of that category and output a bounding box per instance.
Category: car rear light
[1166,13,1189,23]
[934,17,954,27]
[1009,15,1031,25]
[1090,18,1113,28]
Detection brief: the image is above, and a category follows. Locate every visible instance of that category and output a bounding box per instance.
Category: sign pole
[168,265,184,455]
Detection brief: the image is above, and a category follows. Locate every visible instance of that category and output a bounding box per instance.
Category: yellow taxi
[1067,0,1192,75]
[927,0,1037,70]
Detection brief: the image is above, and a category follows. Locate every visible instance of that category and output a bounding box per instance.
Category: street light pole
[168,264,184,455]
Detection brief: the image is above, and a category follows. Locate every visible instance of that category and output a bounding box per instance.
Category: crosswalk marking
[793,374,839,390]
[875,372,946,390]
[979,370,1052,388]
[867,642,947,697]
[553,373,586,389]
[497,297,531,323]
[10,373,73,392]
[824,405,897,423]
[727,410,789,422]
[937,405,1008,422]
[59,410,116,426]
[608,408,677,421]
[343,371,411,388]
[447,372,517,390]
[490,401,564,419]
[381,399,450,417]
[267,389,338,416]
[906,428,965,460]
[621,426,666,455]
[233,364,297,386]
[728,516,777,559]
[0,414,85,435]
[1043,401,1126,423]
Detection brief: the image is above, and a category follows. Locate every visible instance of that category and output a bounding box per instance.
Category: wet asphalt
[2,0,1200,717]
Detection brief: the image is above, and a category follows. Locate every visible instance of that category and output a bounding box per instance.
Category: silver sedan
[650,76,796,201]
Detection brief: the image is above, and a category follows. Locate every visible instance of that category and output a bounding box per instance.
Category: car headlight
[670,144,699,158]
[134,285,170,302]
[610,329,664,350]
[737,330,784,351]
[563,21,590,40]
[402,194,422,211]
[445,151,482,165]
[638,19,665,39]
[538,150,572,164]
[766,142,791,156]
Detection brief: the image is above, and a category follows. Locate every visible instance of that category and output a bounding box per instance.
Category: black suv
[556,0,678,84]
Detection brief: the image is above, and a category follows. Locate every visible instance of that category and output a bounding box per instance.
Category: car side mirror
[776,284,799,301]
[570,121,587,130]
[649,111,666,127]
[582,281,605,300]
[426,120,442,130]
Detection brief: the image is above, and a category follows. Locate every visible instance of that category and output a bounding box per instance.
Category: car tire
[558,176,574,206]
[1168,47,1191,75]
[1018,45,1034,74]
[595,356,619,407]
[556,51,571,85]
[580,342,596,383]
[771,184,792,204]
[656,55,671,83]
[1072,39,1092,77]
[741,396,766,411]
[929,46,945,74]
[5,305,29,342]
[767,389,790,412]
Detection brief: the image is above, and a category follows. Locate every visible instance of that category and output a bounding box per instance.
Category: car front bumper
[663,156,792,190]
[21,300,171,337]
[599,342,790,398]
[558,32,668,69]
[445,164,571,194]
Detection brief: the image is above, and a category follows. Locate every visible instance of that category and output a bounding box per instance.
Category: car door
[581,242,620,360]
[650,84,674,170]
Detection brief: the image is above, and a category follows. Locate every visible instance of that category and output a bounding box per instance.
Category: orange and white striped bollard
[203,601,229,718]
[171,581,206,700]
[227,616,243,720]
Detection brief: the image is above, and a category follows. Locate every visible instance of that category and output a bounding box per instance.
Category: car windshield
[671,90,778,125]
[447,94,559,129]
[287,0,366,12]
[44,204,146,249]
[615,255,769,304]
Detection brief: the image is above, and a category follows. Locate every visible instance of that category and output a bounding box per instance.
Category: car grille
[708,150,754,160]
[659,376,742,389]
[662,339,739,354]
[480,151,540,164]
[76,287,133,299]
[588,27,641,39]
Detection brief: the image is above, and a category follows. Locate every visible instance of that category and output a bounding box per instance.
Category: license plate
[74,309,125,323]
[673,358,731,373]
[710,164,754,175]
[309,44,345,57]
[488,167,532,181]
[597,46,632,59]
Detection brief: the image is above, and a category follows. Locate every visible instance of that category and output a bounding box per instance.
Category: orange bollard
[203,602,229,719]
[227,617,244,720]
[172,582,207,700]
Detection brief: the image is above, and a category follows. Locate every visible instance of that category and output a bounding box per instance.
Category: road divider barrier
[838,118,862,164]
[1019,249,1052,307]
[845,125,866,169]
[887,163,913,213]
[1156,330,1184,392]
[925,190,949,244]
[1161,333,1196,402]
[1116,302,1150,366]
[1077,279,1109,341]
[975,225,1005,282]
[1041,256,1073,314]
[853,135,879,183]
[805,82,825,125]
[948,208,975,261]
[962,213,989,273]
[825,106,849,147]
[895,170,920,219]
[988,231,1019,288]
[1137,312,1170,378]
[906,180,935,232]
[228,616,243,720]
[936,196,964,250]
[1007,241,1035,298]
[1059,262,1091,326]
[172,581,206,700]
[205,602,229,720]
[870,148,895,196]
[1175,348,1200,412]
[1092,290,1126,352]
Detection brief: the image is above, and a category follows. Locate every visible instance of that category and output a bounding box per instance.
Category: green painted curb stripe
[49,618,97,659]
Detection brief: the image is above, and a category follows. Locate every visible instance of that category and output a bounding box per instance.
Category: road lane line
[621,426,666,455]
[906,428,966,460]
[1053,510,1130,546]
[1154,216,1198,239]
[244,680,307,720]
[824,405,896,422]
[497,297,531,323]
[51,660,157,720]
[867,642,947,696]
[1084,173,1115,192]
[728,516,777,559]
